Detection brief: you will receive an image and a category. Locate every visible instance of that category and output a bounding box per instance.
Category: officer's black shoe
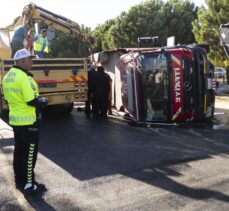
[19,182,47,196]
[33,181,47,192]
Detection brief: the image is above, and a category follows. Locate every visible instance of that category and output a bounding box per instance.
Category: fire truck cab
[93,45,215,123]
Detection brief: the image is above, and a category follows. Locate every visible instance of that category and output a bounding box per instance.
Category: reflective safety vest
[2,67,39,126]
[33,34,49,53]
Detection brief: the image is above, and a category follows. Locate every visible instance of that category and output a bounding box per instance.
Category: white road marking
[187,128,202,137]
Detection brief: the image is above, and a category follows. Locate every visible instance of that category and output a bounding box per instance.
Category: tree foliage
[192,0,229,66]
[48,30,90,58]
[91,0,198,52]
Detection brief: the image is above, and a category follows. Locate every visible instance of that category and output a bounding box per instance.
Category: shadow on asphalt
[129,160,229,202]
[40,109,229,201]
[24,194,56,211]
[1,107,229,207]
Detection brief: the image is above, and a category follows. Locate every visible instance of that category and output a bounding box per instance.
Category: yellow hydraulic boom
[15,2,93,45]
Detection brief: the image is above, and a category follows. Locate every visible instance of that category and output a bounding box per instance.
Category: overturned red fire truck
[92,44,215,123]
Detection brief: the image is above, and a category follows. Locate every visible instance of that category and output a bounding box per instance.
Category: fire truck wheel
[65,103,74,113]
[43,103,74,114]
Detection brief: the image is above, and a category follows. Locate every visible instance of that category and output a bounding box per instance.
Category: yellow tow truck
[0,3,91,115]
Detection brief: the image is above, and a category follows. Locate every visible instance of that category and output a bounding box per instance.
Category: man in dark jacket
[85,66,96,118]
[93,66,110,118]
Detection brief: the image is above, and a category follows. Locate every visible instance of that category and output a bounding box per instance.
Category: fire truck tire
[54,103,74,113]
[43,103,74,114]
[65,103,74,113]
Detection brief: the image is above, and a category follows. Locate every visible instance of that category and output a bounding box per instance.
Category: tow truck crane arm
[219,23,229,59]
[15,2,93,45]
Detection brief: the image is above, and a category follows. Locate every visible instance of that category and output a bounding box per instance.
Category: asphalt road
[0,106,229,210]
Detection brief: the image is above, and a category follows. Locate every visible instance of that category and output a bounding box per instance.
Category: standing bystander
[93,66,110,118]
[10,24,30,57]
[85,66,97,118]
[108,77,113,115]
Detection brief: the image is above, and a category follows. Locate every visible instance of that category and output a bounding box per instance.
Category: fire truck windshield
[138,53,169,121]
[138,53,167,71]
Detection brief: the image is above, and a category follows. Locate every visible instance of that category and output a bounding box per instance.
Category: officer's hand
[38,96,48,107]
[37,112,42,120]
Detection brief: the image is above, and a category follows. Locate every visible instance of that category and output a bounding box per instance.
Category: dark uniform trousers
[85,93,96,117]
[12,122,39,188]
[94,93,109,118]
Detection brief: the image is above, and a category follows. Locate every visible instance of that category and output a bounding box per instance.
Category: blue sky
[0,0,206,29]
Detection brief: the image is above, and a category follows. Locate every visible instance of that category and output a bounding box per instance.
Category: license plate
[38,83,57,88]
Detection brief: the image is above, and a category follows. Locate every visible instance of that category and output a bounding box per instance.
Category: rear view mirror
[219,24,229,59]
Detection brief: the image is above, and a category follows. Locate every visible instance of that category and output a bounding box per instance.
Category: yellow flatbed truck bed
[0,57,88,114]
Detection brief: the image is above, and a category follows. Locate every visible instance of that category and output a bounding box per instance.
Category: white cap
[14,48,35,61]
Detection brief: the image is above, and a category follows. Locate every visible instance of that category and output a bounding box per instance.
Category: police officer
[93,66,110,118]
[2,48,48,194]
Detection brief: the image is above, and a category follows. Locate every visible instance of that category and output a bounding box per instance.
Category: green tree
[91,0,198,50]
[91,19,115,52]
[192,0,229,66]
[162,0,198,44]
[48,31,90,58]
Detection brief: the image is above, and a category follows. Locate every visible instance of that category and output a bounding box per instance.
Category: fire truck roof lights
[138,36,159,44]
